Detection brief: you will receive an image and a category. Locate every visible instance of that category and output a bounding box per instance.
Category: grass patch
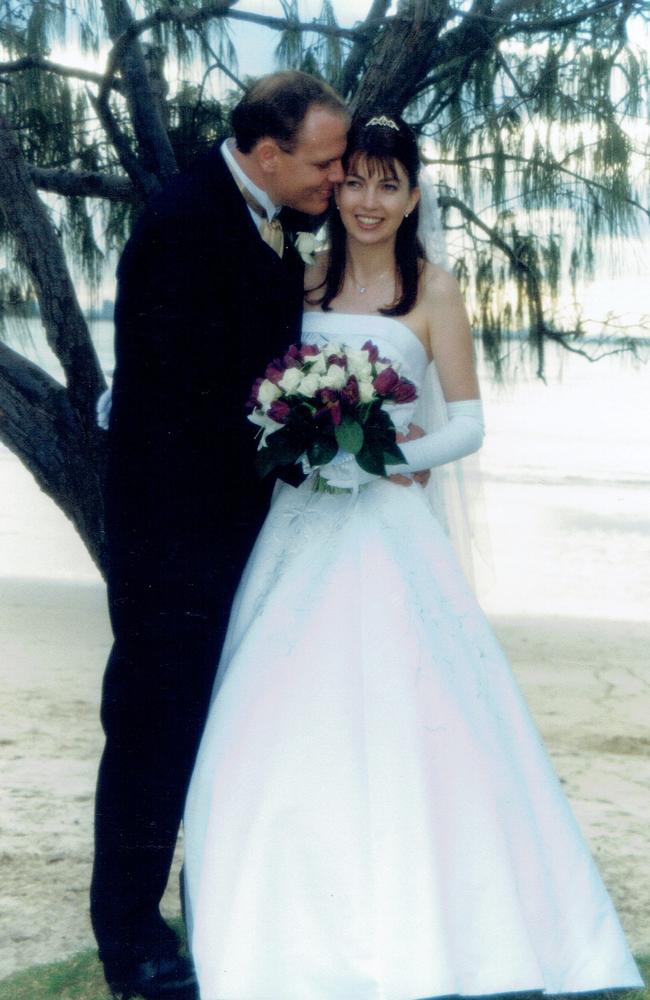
[0,918,186,1000]
[0,950,647,999]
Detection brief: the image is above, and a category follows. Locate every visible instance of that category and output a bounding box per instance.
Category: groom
[92,71,348,999]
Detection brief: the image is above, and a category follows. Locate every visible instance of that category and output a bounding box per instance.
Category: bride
[183,114,642,1000]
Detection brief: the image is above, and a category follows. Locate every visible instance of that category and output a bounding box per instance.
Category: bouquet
[247,340,417,488]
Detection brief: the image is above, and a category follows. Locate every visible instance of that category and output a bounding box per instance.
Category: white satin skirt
[184,478,642,1000]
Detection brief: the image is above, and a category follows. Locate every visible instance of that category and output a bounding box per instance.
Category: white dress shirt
[221,138,282,234]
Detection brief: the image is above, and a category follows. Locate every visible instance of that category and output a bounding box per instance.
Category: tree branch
[439,193,521,266]
[99,0,176,185]
[87,88,159,200]
[495,0,626,34]
[0,55,124,92]
[430,152,650,220]
[99,0,367,102]
[29,164,136,201]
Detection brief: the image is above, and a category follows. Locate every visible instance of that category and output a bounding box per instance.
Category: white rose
[257,378,281,407]
[278,367,303,393]
[306,351,327,374]
[298,372,321,397]
[321,364,347,390]
[359,380,375,403]
[346,348,369,368]
[375,361,391,373]
[347,351,373,380]
[294,231,317,265]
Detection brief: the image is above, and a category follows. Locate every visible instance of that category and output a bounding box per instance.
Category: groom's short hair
[232,71,346,154]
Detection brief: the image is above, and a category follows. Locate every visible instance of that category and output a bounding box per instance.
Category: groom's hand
[389,424,431,487]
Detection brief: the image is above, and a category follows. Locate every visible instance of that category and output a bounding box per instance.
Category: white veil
[414,167,490,593]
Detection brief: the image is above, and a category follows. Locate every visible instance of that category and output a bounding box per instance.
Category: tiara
[365,115,399,131]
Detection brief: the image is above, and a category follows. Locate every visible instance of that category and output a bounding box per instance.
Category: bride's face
[336,155,419,245]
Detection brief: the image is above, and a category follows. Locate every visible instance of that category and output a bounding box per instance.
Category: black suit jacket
[106,147,305,650]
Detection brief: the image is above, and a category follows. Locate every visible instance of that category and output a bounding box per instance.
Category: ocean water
[0,320,648,621]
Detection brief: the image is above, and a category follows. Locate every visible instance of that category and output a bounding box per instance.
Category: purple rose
[341,374,359,406]
[300,344,320,359]
[373,367,400,397]
[362,340,379,363]
[392,377,418,403]
[327,353,346,368]
[268,399,291,423]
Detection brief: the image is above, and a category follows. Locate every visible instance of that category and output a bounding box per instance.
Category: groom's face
[267,106,348,215]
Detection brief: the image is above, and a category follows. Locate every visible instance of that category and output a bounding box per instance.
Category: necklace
[348,266,394,295]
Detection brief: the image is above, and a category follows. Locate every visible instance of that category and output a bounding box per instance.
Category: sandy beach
[0,575,648,981]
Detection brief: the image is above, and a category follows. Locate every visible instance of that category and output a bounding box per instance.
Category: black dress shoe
[107,953,198,999]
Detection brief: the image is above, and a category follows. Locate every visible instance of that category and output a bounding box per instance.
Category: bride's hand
[389,425,431,487]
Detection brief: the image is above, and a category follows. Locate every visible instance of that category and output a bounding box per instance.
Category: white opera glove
[389,399,484,475]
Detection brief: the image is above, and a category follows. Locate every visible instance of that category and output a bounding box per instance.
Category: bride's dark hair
[310,113,425,316]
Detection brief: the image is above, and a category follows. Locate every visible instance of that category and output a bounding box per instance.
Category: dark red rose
[341,374,359,406]
[268,399,291,423]
[373,367,400,397]
[327,353,346,367]
[300,344,320,359]
[246,377,264,411]
[265,360,285,384]
[329,400,343,425]
[317,388,343,426]
[362,340,379,363]
[392,377,418,403]
[283,344,301,367]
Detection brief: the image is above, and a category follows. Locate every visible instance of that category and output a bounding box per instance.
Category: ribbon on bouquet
[302,450,379,497]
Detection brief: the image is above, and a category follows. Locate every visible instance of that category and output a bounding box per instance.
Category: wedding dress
[183,312,642,1000]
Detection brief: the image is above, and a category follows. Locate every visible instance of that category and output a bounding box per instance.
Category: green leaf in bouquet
[335,417,364,455]
[383,441,406,465]
[307,435,338,468]
[356,440,387,477]
[255,427,306,478]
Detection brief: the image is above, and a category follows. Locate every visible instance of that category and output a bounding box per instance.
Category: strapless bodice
[301,311,429,388]
[301,312,430,435]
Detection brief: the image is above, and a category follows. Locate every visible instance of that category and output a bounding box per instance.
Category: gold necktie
[237,181,284,258]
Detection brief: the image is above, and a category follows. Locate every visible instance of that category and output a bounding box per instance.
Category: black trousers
[90,479,279,969]
[88,545,248,972]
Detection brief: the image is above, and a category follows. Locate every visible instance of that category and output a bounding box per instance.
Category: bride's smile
[337,155,420,245]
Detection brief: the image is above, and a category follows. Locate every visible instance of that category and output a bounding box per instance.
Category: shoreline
[1,577,648,979]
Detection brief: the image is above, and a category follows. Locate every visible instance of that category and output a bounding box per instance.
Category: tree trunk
[351,0,452,115]
[0,114,108,574]
[0,342,108,574]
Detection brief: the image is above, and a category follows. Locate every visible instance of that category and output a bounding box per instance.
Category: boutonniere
[293,231,317,266]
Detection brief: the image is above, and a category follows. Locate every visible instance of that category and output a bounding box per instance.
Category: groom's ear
[255,138,281,176]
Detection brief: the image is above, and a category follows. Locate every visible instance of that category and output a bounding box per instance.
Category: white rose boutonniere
[294,231,317,265]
